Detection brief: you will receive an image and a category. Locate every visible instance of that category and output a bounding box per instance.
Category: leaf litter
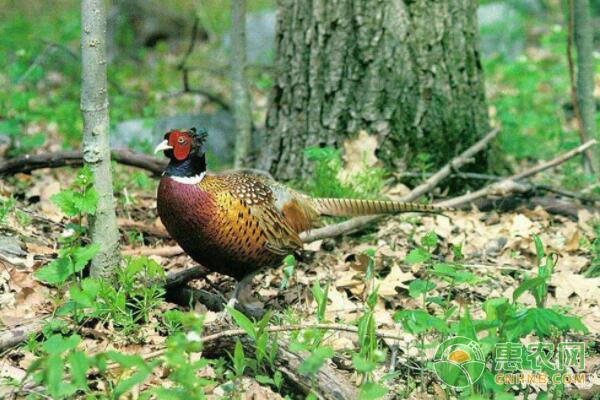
[0,166,599,397]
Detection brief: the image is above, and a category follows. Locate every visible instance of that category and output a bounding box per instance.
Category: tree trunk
[231,0,253,168]
[574,0,598,172]
[259,0,490,181]
[81,0,121,277]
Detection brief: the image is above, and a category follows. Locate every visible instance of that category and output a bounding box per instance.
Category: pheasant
[155,128,449,309]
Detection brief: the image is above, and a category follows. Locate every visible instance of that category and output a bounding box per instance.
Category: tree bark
[259,0,490,181]
[574,0,598,171]
[81,0,121,277]
[231,0,253,168]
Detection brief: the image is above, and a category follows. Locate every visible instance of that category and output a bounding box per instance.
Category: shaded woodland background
[2,0,598,179]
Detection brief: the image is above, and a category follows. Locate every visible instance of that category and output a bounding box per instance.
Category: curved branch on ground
[0,149,167,176]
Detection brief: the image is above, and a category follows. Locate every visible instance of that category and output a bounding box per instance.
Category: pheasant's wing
[225,174,309,255]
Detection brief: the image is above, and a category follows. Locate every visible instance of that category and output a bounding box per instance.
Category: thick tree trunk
[81,0,121,277]
[259,0,490,181]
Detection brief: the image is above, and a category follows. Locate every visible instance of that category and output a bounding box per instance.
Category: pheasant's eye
[177,137,186,144]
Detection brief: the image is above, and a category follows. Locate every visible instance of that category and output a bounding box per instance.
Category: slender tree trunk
[81,0,121,277]
[574,0,598,172]
[259,0,490,181]
[231,0,253,168]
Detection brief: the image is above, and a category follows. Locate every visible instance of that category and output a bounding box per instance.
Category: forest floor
[1,163,599,398]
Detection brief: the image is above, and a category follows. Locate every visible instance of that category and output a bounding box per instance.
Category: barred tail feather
[311,198,450,217]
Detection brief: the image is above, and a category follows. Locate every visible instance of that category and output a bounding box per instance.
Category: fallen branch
[301,128,500,242]
[212,337,357,400]
[438,140,597,208]
[122,245,183,257]
[20,322,366,400]
[0,149,167,176]
[0,319,47,351]
[118,219,169,238]
[399,171,599,204]
[408,127,500,199]
[131,322,405,399]
[131,323,405,365]
[303,139,597,242]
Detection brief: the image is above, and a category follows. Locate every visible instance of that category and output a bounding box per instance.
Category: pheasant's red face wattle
[167,130,192,161]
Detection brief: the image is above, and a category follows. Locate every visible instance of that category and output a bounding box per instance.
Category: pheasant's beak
[154,140,172,154]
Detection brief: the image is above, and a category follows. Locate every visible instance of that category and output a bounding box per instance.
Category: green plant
[303,146,386,199]
[280,254,296,290]
[34,166,98,287]
[584,221,600,277]
[61,256,166,336]
[0,195,16,224]
[26,333,160,399]
[394,234,588,399]
[353,287,388,398]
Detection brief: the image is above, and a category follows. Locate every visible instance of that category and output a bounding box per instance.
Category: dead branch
[438,140,597,208]
[303,139,597,242]
[399,171,599,204]
[0,149,167,176]
[118,219,169,238]
[301,128,500,242]
[407,127,499,199]
[20,322,365,400]
[110,322,402,399]
[122,245,183,257]
[173,15,232,111]
[0,319,47,351]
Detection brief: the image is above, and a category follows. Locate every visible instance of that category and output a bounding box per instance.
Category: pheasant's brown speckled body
[155,128,450,299]
[157,173,316,280]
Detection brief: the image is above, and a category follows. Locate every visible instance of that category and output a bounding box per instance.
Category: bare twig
[173,15,232,111]
[128,323,405,365]
[438,140,597,208]
[118,219,169,238]
[534,184,598,204]
[172,80,232,112]
[301,128,500,242]
[513,140,596,181]
[0,319,47,351]
[164,265,211,289]
[400,171,598,204]
[122,245,183,257]
[397,171,501,181]
[0,149,167,176]
[408,127,499,199]
[177,16,200,71]
[303,139,597,242]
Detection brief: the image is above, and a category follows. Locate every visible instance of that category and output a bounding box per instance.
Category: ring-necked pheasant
[155,128,449,309]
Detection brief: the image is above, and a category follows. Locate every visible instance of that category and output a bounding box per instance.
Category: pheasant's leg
[226,272,264,317]
[230,272,256,306]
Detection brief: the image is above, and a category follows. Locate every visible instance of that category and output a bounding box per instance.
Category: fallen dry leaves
[0,167,599,397]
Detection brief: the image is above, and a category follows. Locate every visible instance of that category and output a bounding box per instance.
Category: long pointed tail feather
[311,198,451,217]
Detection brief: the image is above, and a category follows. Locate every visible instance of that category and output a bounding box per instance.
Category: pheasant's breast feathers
[197,173,318,255]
